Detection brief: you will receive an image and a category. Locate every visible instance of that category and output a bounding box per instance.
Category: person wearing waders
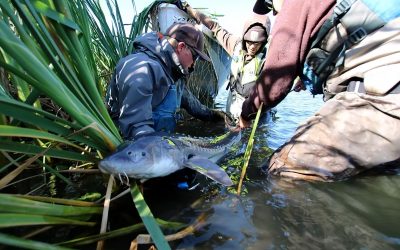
[106,23,226,189]
[174,0,272,123]
[239,0,400,181]
[107,23,227,140]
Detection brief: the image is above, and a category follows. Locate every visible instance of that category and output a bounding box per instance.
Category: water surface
[169,91,400,249]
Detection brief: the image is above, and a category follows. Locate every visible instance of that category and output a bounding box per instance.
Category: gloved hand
[211,109,236,127]
[211,109,227,120]
[265,0,273,11]
[253,0,273,14]
[172,0,189,12]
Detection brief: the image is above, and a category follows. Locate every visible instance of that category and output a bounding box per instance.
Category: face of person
[176,42,199,73]
[245,41,263,56]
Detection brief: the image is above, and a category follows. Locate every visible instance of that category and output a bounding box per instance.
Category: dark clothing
[106,32,222,139]
[241,0,335,120]
[245,0,400,181]
[106,32,185,139]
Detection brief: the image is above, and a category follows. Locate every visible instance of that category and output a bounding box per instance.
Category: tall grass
[0,0,178,248]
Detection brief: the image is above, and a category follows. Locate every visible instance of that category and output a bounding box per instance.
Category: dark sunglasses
[245,40,263,46]
[186,44,200,62]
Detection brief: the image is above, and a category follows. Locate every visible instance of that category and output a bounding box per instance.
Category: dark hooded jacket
[106,32,220,139]
[106,32,184,139]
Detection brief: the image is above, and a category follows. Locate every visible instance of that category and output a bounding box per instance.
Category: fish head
[99,136,182,179]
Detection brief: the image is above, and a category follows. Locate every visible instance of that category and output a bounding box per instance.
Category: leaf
[0,232,73,250]
[0,213,96,228]
[0,193,102,216]
[237,103,264,195]
[32,0,81,31]
[16,194,99,207]
[0,125,85,150]
[0,141,97,162]
[58,219,184,247]
[131,184,171,250]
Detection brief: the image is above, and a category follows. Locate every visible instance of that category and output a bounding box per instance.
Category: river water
[165,90,400,249]
[102,35,400,248]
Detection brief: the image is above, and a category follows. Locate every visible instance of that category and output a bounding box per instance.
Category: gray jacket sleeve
[108,57,167,140]
[181,85,223,121]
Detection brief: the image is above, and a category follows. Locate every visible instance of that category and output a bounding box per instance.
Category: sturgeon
[99,131,241,186]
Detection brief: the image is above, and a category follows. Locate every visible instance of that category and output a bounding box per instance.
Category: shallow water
[91,90,400,250]
[165,91,400,249]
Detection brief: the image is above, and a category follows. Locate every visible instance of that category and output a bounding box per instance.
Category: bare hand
[293,78,306,92]
[173,0,189,12]
[238,116,252,129]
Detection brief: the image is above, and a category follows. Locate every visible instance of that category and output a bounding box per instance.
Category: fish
[99,131,241,186]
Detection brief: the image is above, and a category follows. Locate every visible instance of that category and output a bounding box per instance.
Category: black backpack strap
[310,0,356,49]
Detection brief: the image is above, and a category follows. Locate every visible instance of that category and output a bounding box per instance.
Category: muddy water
[168,91,400,249]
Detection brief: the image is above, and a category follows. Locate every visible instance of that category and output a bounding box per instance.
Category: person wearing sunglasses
[107,22,233,190]
[175,0,271,123]
[106,23,227,141]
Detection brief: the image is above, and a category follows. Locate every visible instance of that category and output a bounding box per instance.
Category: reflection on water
[248,174,400,250]
[171,91,400,249]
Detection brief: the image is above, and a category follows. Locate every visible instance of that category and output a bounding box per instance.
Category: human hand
[238,116,252,129]
[211,109,227,120]
[227,116,251,132]
[210,109,235,126]
[172,0,189,12]
[265,0,273,11]
[293,78,306,92]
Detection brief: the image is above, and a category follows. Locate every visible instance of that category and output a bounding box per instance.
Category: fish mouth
[98,159,114,174]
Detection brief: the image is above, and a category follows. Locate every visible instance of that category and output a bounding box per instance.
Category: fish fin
[185,156,233,186]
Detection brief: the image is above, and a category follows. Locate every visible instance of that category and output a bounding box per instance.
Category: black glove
[211,109,236,127]
[172,0,189,12]
[210,109,226,121]
[253,0,273,14]
[265,0,273,11]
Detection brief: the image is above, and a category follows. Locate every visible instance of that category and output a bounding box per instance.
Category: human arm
[240,0,335,121]
[182,3,240,56]
[108,57,164,139]
[180,85,226,122]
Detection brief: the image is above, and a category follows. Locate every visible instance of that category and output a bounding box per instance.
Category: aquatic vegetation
[0,0,201,248]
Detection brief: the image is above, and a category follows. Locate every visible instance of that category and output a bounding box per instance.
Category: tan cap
[243,25,268,42]
[242,13,270,43]
[166,23,211,61]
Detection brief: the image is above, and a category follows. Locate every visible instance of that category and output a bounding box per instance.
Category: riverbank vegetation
[0,0,191,248]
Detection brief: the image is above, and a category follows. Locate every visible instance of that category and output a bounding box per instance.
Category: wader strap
[315,0,389,75]
[310,0,356,49]
[226,81,233,91]
[347,81,400,94]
